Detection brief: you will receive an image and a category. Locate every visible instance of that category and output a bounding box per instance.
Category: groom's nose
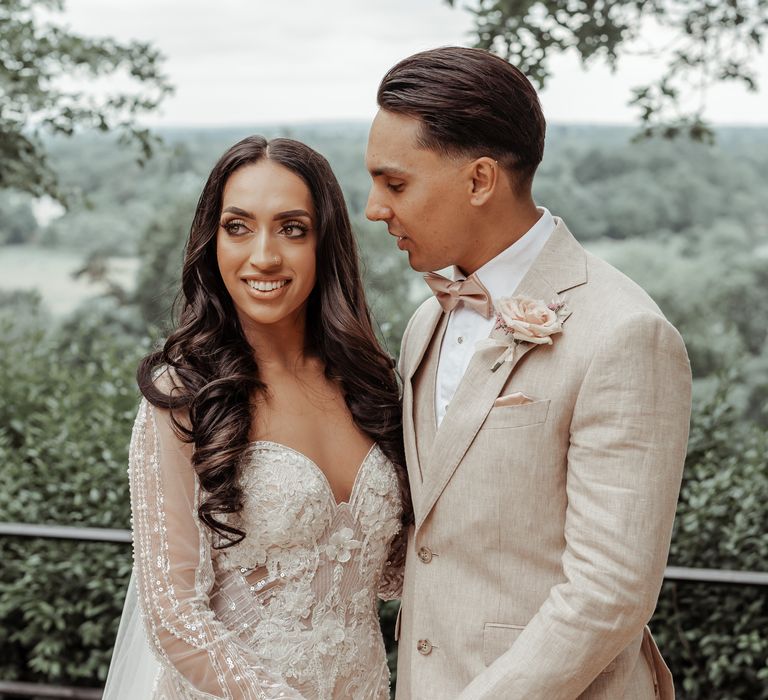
[365,192,392,222]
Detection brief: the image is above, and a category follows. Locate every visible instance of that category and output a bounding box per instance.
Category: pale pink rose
[495,296,563,344]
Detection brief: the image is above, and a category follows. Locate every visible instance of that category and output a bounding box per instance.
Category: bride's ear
[468,157,499,206]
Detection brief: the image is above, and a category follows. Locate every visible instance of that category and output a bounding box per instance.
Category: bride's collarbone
[256,378,352,435]
[251,380,374,501]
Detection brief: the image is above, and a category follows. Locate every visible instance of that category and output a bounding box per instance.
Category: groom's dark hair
[377,46,545,192]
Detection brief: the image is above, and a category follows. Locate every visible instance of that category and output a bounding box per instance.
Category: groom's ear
[468,157,499,206]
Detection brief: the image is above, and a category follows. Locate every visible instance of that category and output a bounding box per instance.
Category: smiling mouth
[246,279,289,292]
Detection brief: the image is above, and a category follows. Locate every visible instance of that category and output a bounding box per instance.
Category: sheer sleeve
[129,398,306,700]
[377,523,407,601]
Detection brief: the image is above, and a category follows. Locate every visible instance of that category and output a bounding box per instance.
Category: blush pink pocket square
[493,392,535,407]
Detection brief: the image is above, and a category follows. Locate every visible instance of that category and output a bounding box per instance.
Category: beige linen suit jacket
[395,219,692,700]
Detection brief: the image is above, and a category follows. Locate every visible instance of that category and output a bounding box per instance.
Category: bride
[103,136,410,699]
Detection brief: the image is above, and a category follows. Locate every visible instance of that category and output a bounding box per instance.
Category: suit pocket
[482,399,550,430]
[642,626,673,697]
[482,622,525,666]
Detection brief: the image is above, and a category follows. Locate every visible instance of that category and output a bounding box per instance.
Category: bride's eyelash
[219,218,309,237]
[282,220,309,237]
[222,218,248,235]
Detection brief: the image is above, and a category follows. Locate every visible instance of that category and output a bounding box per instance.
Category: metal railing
[0,523,130,699]
[0,681,102,699]
[2,522,766,585]
[1,522,767,699]
[0,522,131,544]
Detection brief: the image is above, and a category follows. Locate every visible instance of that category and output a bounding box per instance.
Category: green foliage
[537,128,768,243]
[0,539,131,684]
[652,387,768,699]
[0,191,40,244]
[134,194,196,328]
[0,0,172,201]
[583,220,768,425]
[379,599,400,698]
[40,134,205,255]
[449,0,768,140]
[356,217,420,356]
[0,295,144,684]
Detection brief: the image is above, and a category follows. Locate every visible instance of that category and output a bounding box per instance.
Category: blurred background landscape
[1,0,766,698]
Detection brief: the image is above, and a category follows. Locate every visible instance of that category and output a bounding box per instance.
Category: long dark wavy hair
[137,135,411,547]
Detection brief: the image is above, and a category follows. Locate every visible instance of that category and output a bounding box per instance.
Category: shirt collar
[453,207,555,301]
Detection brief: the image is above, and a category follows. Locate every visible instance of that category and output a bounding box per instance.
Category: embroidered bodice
[129,399,404,700]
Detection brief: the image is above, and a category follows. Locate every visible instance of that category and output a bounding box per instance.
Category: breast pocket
[482,399,550,430]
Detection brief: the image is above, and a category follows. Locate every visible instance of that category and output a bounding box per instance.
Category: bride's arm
[129,397,305,700]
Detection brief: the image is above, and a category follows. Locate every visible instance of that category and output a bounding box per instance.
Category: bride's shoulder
[151,364,183,393]
[143,364,190,408]
[136,365,191,432]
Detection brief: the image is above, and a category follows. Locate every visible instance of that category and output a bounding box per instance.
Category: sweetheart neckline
[246,440,379,508]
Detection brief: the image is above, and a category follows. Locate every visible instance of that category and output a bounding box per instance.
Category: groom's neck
[458,195,542,276]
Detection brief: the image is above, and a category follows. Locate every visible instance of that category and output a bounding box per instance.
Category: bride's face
[216,160,317,333]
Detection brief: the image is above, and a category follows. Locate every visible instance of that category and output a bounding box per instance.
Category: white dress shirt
[435,207,555,425]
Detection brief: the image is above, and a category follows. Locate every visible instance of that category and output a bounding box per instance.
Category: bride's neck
[242,315,317,375]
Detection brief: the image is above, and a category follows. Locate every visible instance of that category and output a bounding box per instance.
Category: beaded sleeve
[129,399,306,700]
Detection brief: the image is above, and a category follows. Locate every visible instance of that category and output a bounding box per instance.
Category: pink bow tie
[423,271,493,318]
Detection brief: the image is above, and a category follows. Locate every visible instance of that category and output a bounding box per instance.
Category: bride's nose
[248,232,281,269]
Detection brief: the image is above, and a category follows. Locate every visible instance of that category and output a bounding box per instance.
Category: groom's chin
[405,253,432,273]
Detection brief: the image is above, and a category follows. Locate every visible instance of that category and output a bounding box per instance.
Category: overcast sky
[60,0,767,127]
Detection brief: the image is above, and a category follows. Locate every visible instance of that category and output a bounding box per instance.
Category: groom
[366,47,692,699]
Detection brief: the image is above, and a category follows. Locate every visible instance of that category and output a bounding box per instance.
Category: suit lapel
[415,220,587,533]
[401,299,443,501]
[416,336,540,531]
[412,313,448,483]
[403,298,443,382]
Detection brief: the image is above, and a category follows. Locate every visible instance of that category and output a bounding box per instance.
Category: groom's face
[365,109,474,272]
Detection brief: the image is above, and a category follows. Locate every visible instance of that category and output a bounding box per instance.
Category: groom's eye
[387,182,404,193]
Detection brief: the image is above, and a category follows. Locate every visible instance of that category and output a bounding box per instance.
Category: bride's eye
[280,221,309,238]
[222,219,249,236]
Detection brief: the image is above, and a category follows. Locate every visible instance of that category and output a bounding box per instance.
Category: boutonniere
[477,296,568,372]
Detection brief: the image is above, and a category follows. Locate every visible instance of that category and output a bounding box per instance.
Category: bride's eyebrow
[220,207,312,221]
[273,209,311,221]
[221,206,253,218]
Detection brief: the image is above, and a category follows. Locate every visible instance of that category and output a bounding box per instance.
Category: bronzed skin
[217,160,373,506]
[364,109,541,275]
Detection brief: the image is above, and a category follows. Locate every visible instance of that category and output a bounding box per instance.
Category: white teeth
[247,279,288,292]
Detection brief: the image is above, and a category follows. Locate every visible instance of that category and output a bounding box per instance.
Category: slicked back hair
[377,46,546,191]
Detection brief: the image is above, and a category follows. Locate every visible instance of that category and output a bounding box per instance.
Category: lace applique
[130,401,402,700]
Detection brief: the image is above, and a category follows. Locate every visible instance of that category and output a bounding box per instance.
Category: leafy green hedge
[652,387,768,699]
[0,296,142,685]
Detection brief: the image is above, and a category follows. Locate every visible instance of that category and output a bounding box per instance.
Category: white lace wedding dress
[103,398,404,700]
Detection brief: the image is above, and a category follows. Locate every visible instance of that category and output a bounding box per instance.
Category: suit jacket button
[417,546,433,563]
[417,639,433,655]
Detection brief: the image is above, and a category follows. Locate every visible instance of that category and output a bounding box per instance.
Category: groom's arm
[458,311,692,700]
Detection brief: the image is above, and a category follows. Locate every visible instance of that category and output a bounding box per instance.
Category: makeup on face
[216,160,318,331]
